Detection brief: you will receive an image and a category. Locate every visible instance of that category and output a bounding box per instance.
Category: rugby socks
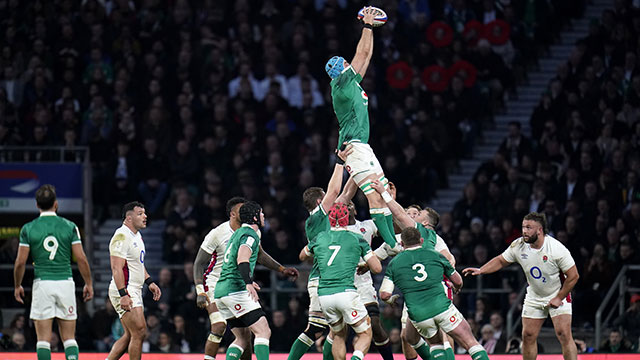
[371,208,397,248]
[444,341,455,360]
[254,338,270,360]
[204,356,215,360]
[430,344,445,359]
[375,338,394,360]
[226,344,244,360]
[411,338,431,360]
[383,208,397,246]
[469,344,490,360]
[351,350,364,360]
[36,341,51,360]
[323,335,334,360]
[288,333,314,360]
[63,339,79,360]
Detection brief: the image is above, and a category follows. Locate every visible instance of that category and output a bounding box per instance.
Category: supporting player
[14,184,93,360]
[106,202,162,360]
[310,202,383,360]
[345,201,394,360]
[381,227,491,360]
[214,201,280,360]
[289,147,354,360]
[325,7,399,251]
[194,197,298,360]
[463,212,579,360]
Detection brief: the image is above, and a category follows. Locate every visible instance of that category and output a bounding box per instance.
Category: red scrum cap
[328,202,349,227]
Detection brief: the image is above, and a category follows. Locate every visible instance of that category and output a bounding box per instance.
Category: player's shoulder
[509,237,525,249]
[545,235,570,252]
[111,225,131,242]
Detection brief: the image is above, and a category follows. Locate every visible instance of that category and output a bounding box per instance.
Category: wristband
[335,150,345,165]
[196,284,205,295]
[238,262,252,285]
[144,277,154,286]
[381,191,393,203]
[363,23,373,29]
[118,288,129,297]
[278,265,285,273]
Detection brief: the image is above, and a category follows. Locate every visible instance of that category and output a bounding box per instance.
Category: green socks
[444,342,455,360]
[36,341,51,360]
[63,339,79,360]
[469,345,489,360]
[371,209,397,247]
[254,338,270,360]
[351,350,364,360]
[412,339,431,360]
[227,344,244,360]
[323,336,334,360]
[288,333,314,360]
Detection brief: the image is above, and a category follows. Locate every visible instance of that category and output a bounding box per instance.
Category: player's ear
[419,237,424,245]
[53,200,59,212]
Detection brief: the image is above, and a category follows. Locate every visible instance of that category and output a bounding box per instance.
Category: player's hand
[362,6,375,25]
[388,181,397,199]
[281,267,299,280]
[548,297,563,309]
[383,294,400,306]
[357,263,370,275]
[14,286,24,304]
[83,284,94,302]
[337,143,353,162]
[246,282,260,301]
[149,282,162,301]
[462,267,482,276]
[120,294,133,311]
[370,179,385,194]
[196,293,209,309]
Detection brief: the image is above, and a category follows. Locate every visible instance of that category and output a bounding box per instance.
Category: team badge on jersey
[542,255,548,262]
[360,228,366,233]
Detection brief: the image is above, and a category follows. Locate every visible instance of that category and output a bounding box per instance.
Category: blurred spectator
[479,324,505,354]
[92,299,119,352]
[7,332,27,351]
[270,310,295,352]
[613,294,640,345]
[599,329,633,353]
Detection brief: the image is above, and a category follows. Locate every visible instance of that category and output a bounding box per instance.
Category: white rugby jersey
[200,221,234,289]
[502,235,576,302]
[109,224,146,290]
[348,219,377,287]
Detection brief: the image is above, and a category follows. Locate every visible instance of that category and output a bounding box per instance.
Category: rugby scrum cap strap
[325,56,346,79]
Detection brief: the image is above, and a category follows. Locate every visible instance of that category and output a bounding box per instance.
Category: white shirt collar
[39,211,57,217]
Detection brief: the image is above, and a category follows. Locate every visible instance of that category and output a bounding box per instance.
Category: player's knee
[522,329,537,342]
[304,321,327,339]
[555,328,572,342]
[211,320,226,334]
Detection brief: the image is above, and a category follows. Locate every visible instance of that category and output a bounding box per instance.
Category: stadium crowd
[2,0,638,355]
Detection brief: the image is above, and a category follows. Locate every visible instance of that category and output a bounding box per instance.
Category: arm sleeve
[374,243,389,260]
[71,224,82,245]
[555,242,576,272]
[434,234,448,252]
[501,240,519,263]
[109,233,128,259]
[19,226,30,247]
[440,253,456,277]
[360,238,374,261]
[239,236,258,253]
[380,277,395,294]
[200,228,217,254]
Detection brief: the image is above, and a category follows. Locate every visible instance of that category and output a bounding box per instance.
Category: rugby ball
[357,6,387,27]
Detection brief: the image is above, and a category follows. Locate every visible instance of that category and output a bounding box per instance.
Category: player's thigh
[521,317,546,340]
[53,280,78,320]
[318,295,344,330]
[307,279,323,315]
[217,291,262,319]
[248,315,271,336]
[550,313,574,341]
[56,319,76,342]
[446,318,480,350]
[411,317,438,341]
[346,143,380,184]
[121,306,147,337]
[33,319,54,341]
[31,280,77,321]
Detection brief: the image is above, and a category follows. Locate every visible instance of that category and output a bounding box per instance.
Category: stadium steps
[430,0,610,214]
[91,219,166,301]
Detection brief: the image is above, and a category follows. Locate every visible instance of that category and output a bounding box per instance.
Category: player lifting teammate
[464,212,579,360]
[325,6,399,252]
[14,184,93,360]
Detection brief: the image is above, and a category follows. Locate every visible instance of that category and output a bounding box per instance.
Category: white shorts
[402,283,450,329]
[411,303,464,339]
[30,279,77,320]
[205,276,220,305]
[319,291,368,331]
[344,142,384,184]
[355,274,378,305]
[307,278,322,313]
[522,297,572,319]
[215,291,262,320]
[109,286,143,318]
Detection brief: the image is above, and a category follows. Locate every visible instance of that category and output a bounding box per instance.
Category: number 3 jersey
[383,247,456,322]
[108,224,146,290]
[501,235,575,304]
[19,212,82,281]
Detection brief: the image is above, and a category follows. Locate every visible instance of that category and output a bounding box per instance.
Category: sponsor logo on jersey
[68,306,74,314]
[521,253,528,259]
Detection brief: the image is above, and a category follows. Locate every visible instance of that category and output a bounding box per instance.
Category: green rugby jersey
[19,212,82,281]
[416,223,437,250]
[309,228,373,296]
[331,66,370,147]
[214,225,261,298]
[305,205,329,280]
[384,247,456,322]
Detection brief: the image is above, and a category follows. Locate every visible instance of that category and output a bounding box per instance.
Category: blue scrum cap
[325,56,345,79]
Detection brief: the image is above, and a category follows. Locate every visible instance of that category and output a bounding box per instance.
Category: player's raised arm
[350,7,375,77]
[462,254,511,276]
[370,179,414,229]
[71,243,94,302]
[258,244,299,280]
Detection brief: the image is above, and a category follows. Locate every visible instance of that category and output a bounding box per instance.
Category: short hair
[302,187,324,212]
[401,227,421,246]
[35,184,56,210]
[523,212,547,234]
[226,196,246,217]
[424,207,440,227]
[122,201,145,220]
[239,201,262,225]
[407,204,422,212]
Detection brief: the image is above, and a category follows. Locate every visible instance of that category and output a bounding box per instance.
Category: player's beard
[523,233,538,244]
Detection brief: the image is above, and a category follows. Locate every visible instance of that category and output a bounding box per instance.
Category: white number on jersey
[43,236,59,260]
[412,263,428,282]
[327,245,341,266]
[223,245,232,263]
